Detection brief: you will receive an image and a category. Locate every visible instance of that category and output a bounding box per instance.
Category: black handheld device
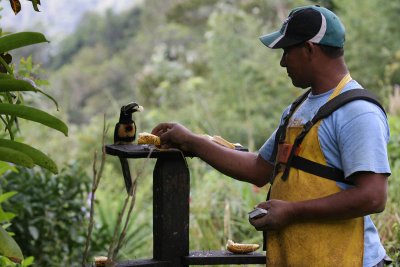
[248,207,268,219]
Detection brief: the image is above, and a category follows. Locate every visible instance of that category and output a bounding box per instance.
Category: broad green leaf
[0,79,60,109]
[0,74,13,79]
[0,32,49,54]
[0,211,16,221]
[0,226,23,263]
[0,147,34,168]
[0,191,17,203]
[0,139,58,174]
[22,256,34,266]
[0,162,17,176]
[0,104,68,136]
[0,79,38,92]
[0,77,58,110]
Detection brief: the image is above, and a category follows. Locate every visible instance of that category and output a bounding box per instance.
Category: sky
[1,0,139,42]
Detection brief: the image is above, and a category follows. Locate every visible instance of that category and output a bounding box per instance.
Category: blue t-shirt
[259,80,391,267]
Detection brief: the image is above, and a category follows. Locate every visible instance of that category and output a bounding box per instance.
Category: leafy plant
[0,31,67,172]
[0,165,90,266]
[0,30,68,263]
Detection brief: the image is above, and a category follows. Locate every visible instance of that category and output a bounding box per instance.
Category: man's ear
[304,41,317,60]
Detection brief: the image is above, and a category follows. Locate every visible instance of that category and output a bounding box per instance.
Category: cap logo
[309,12,327,43]
[268,14,294,48]
[281,14,294,35]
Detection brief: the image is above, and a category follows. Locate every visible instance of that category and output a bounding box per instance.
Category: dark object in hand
[248,207,268,219]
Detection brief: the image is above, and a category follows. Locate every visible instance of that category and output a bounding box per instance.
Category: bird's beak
[123,103,144,114]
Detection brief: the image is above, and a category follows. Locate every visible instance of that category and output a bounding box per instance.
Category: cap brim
[259,31,283,49]
[259,31,306,49]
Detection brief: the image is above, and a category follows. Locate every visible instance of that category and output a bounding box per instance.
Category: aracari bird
[113,102,143,144]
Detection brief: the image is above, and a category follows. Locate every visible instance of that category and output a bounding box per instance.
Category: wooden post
[105,144,265,267]
[153,154,190,267]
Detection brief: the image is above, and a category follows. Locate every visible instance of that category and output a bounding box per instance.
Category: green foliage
[0,32,48,54]
[89,192,153,260]
[0,104,67,136]
[189,164,267,250]
[388,116,400,163]
[0,30,63,263]
[0,165,90,266]
[1,0,399,262]
[0,32,67,173]
[0,227,23,264]
[336,0,400,102]
[0,139,58,173]
[49,8,142,70]
[0,172,34,266]
[0,256,34,267]
[374,115,400,262]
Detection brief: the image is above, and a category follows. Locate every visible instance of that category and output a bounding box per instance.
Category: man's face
[279,42,311,89]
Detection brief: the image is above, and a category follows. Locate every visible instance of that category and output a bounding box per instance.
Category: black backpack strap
[269,89,311,182]
[264,90,310,251]
[269,90,311,162]
[290,156,353,185]
[312,89,386,122]
[281,89,386,181]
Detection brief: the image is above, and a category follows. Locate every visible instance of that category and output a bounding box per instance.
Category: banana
[203,134,236,149]
[94,256,110,267]
[226,239,260,254]
[212,135,236,149]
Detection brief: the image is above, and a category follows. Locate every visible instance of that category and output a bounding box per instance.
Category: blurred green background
[0,0,399,266]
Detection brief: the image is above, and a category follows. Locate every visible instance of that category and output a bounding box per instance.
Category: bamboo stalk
[82,114,108,267]
[110,147,154,261]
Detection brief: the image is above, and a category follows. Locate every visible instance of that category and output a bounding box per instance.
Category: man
[151,5,391,267]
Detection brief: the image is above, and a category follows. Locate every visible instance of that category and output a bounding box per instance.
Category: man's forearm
[291,173,388,221]
[189,135,272,187]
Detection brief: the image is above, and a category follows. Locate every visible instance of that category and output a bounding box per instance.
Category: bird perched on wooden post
[114,102,143,144]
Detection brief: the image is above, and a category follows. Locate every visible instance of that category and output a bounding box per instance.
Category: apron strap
[281,89,386,181]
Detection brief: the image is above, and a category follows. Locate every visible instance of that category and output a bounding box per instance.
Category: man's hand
[152,122,197,151]
[249,200,296,231]
[250,172,388,232]
[151,122,274,187]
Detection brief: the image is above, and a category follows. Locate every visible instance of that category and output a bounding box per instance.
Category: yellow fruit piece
[137,132,161,146]
[226,239,260,254]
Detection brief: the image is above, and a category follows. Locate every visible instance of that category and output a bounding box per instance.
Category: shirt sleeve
[323,100,391,178]
[259,106,291,164]
[259,128,277,164]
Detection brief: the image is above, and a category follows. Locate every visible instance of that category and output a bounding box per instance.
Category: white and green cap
[260,5,345,49]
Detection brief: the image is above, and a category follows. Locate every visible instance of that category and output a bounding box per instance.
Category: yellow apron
[267,74,364,267]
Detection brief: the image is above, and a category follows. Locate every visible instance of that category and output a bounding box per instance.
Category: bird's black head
[118,102,143,123]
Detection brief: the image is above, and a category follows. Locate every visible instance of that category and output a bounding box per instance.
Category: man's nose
[280,54,286,67]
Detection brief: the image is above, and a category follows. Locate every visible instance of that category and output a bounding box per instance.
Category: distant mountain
[1,0,140,41]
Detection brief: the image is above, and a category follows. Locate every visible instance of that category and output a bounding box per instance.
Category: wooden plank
[153,155,190,266]
[116,259,169,267]
[105,144,248,159]
[105,144,192,158]
[184,250,266,265]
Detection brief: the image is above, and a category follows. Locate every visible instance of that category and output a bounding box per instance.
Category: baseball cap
[260,5,345,49]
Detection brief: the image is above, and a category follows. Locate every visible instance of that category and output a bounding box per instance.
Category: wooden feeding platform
[105,144,266,266]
